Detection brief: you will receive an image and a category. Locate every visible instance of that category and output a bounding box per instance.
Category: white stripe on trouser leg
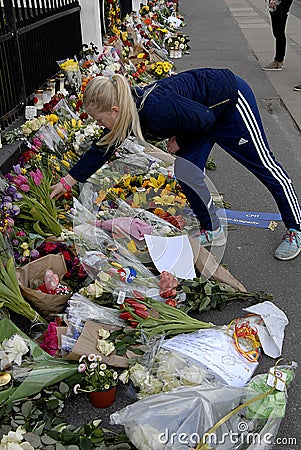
[237,91,301,224]
[236,92,301,226]
[207,196,213,209]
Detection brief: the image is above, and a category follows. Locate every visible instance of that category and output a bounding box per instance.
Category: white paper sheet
[243,301,289,358]
[144,234,196,279]
[162,328,258,388]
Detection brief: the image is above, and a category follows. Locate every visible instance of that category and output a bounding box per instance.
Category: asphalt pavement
[173,0,301,447]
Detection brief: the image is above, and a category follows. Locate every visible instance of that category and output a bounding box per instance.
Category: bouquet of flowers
[58,58,82,92]
[149,61,173,79]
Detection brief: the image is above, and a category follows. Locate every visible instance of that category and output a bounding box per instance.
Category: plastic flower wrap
[58,58,82,92]
[0,318,78,406]
[120,346,214,398]
[111,362,296,450]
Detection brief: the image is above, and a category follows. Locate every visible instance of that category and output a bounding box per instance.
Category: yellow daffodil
[153,195,176,206]
[21,168,27,174]
[61,160,70,169]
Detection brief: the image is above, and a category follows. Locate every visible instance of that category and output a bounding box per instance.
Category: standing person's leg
[175,141,226,246]
[272,0,293,63]
[262,0,293,70]
[213,76,301,259]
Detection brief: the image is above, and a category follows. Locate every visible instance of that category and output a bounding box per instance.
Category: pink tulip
[19,184,30,192]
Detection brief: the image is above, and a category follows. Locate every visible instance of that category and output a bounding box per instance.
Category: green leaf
[79,436,93,450]
[41,435,58,445]
[56,443,67,450]
[24,432,42,448]
[22,400,33,418]
[59,382,70,395]
[130,347,145,355]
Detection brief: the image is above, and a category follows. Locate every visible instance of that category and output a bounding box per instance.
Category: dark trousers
[270,0,293,62]
[175,76,301,231]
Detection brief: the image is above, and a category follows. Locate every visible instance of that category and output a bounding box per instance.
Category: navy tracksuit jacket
[70,68,301,231]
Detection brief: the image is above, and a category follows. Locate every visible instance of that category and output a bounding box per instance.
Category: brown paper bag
[62,321,135,368]
[16,254,72,320]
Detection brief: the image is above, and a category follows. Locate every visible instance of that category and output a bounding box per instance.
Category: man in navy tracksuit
[53,68,301,260]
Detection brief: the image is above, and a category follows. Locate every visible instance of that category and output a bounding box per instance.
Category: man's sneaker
[197,226,226,247]
[293,83,301,92]
[274,229,301,260]
[262,60,283,71]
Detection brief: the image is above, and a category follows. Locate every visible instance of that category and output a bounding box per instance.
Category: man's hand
[167,136,180,154]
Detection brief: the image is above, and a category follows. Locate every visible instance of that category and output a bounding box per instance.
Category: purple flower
[5,185,17,195]
[12,192,23,201]
[5,174,14,183]
[10,205,20,216]
[2,195,12,202]
[14,251,21,260]
[4,201,13,209]
[12,239,19,245]
[30,249,40,259]
[13,164,22,175]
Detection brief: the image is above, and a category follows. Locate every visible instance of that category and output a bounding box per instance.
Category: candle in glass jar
[43,87,53,104]
[56,74,65,92]
[47,78,56,96]
[34,89,44,110]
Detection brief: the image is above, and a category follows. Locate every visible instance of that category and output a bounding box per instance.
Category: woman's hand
[167,136,180,154]
[50,182,66,200]
[50,174,77,200]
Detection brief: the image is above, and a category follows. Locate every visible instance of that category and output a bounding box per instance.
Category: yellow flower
[20,242,29,250]
[34,154,42,161]
[21,168,27,174]
[46,114,59,124]
[137,53,145,59]
[61,160,70,168]
[23,249,30,257]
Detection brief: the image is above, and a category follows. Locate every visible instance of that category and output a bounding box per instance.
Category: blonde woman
[50,70,301,260]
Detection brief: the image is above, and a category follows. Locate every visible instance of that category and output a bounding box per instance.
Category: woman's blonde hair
[83,74,146,148]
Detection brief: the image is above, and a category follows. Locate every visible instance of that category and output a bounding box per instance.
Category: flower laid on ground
[3,116,48,144]
[9,166,63,237]
[119,297,214,338]
[165,32,190,52]
[150,61,173,79]
[0,237,46,324]
[0,333,29,370]
[58,59,82,92]
[96,328,116,356]
[179,276,274,313]
[73,353,118,393]
[60,118,104,156]
[0,426,34,450]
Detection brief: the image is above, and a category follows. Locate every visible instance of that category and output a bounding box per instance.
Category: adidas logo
[238,138,248,145]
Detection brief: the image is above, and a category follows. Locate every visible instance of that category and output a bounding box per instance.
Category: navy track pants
[174,75,301,231]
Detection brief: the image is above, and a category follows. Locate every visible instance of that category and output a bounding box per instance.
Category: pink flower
[13,174,29,187]
[32,137,43,149]
[19,184,30,192]
[16,230,26,236]
[29,169,43,186]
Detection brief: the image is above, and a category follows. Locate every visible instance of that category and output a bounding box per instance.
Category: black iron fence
[0,0,82,130]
